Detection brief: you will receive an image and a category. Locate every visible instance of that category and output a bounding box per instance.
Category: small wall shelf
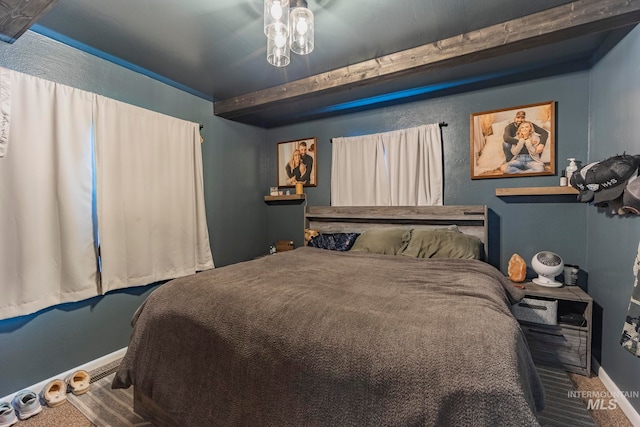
[496,186,578,196]
[264,194,306,203]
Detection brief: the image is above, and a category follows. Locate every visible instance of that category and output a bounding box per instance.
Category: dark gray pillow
[308,233,360,251]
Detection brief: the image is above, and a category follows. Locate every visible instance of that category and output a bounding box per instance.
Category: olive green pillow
[400,229,482,260]
[350,228,413,255]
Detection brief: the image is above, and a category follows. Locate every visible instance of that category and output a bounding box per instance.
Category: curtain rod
[199,124,204,130]
[329,122,448,143]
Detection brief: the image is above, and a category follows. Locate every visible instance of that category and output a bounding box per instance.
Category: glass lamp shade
[264,0,290,40]
[289,4,314,55]
[267,31,290,67]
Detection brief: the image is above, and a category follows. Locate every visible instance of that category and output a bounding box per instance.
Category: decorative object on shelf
[277,137,317,188]
[570,153,640,215]
[565,158,578,183]
[508,253,527,283]
[560,170,567,186]
[531,251,564,288]
[264,0,314,67]
[563,264,579,286]
[295,182,304,195]
[470,101,555,179]
[270,186,279,196]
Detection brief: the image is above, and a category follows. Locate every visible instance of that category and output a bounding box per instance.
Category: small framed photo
[277,137,317,187]
[269,186,278,196]
[470,101,555,179]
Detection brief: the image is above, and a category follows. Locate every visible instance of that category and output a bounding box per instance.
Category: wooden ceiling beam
[0,0,59,44]
[214,0,640,120]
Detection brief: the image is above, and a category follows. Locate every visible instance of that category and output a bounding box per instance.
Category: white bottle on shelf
[566,158,578,184]
[560,170,567,186]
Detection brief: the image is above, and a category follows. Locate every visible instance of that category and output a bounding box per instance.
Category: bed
[112,205,544,426]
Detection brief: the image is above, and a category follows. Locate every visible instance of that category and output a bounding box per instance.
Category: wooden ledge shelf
[496,186,578,196]
[264,194,306,202]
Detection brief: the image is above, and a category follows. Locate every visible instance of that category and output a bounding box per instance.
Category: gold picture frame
[470,101,555,179]
[277,137,317,187]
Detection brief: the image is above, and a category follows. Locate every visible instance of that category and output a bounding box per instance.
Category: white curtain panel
[0,68,98,319]
[381,124,443,206]
[94,96,214,293]
[331,133,389,206]
[331,124,443,207]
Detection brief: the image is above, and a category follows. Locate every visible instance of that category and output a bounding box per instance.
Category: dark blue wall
[587,27,640,413]
[0,31,267,397]
[266,68,590,273]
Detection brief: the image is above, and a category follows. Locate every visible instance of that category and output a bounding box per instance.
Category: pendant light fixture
[264,0,289,40]
[264,0,314,67]
[267,30,291,67]
[290,0,314,55]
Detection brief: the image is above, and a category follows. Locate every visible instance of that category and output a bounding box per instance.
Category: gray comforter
[113,247,544,426]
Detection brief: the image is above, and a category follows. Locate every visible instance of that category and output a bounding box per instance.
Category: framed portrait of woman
[470,101,555,179]
[277,137,317,187]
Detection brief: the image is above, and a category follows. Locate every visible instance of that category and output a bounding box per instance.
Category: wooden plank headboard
[304,205,489,260]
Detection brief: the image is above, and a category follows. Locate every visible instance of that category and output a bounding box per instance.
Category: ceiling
[29,0,639,127]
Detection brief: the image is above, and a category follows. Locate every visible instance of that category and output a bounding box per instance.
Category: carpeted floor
[15,359,124,427]
[568,371,633,427]
[15,362,634,427]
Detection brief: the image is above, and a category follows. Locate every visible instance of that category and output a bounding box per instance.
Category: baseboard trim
[0,347,127,404]
[592,358,640,426]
